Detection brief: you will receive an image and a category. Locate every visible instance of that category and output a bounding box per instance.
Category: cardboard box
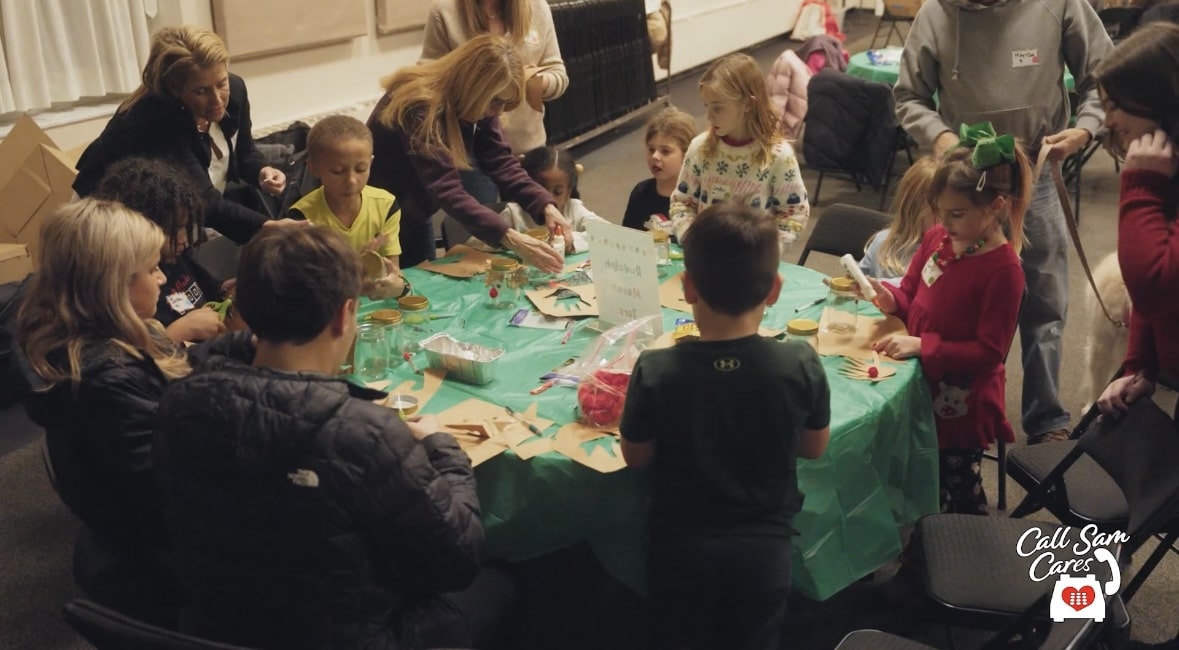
[0,243,33,284]
[0,115,78,265]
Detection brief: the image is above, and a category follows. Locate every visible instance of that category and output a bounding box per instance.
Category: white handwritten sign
[586,221,663,332]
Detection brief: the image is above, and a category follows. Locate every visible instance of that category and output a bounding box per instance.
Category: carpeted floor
[3,10,1177,649]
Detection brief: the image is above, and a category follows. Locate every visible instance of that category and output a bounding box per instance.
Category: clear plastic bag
[568,316,661,427]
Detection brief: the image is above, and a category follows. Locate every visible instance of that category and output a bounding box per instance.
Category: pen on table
[504,405,544,436]
[530,380,555,395]
[795,297,826,312]
[560,320,575,344]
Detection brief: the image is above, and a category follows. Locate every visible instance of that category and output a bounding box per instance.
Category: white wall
[35,0,800,153]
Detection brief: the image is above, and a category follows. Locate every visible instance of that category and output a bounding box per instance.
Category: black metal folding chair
[796,203,892,267]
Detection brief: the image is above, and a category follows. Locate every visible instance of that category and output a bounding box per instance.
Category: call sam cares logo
[1016,524,1128,622]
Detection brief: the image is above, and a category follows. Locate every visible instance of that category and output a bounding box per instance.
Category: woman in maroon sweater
[367,34,570,270]
[1094,24,1179,415]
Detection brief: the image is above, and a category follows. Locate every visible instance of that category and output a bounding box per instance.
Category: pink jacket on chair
[766,49,812,141]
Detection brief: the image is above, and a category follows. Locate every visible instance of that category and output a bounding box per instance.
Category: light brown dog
[1084,252,1132,404]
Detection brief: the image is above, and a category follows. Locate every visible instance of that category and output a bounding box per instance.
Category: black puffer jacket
[803,70,898,188]
[153,357,483,650]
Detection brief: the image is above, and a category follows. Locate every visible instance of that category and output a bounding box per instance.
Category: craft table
[846,47,1076,90]
[359,253,938,601]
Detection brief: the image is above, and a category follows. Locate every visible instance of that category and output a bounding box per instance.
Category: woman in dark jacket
[368,34,569,270]
[73,26,290,244]
[18,198,250,624]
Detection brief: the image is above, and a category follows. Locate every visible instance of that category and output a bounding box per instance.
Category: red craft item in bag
[578,368,632,427]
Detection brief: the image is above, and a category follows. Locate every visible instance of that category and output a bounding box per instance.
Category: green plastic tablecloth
[846,47,1075,91]
[358,253,938,601]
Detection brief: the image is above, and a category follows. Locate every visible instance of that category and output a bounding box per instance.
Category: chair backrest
[63,600,259,650]
[1077,397,1179,550]
[797,203,891,266]
[1098,7,1142,42]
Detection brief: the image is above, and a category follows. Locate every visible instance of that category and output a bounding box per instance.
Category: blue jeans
[1019,166,1071,437]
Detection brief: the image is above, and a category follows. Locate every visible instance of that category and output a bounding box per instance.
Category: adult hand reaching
[502,229,563,274]
[1043,128,1092,161]
[1097,373,1155,415]
[259,166,287,196]
[166,306,227,343]
[1124,129,1178,178]
[543,204,573,251]
[933,131,959,159]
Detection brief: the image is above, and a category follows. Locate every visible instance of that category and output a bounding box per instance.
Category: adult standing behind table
[74,26,295,244]
[894,0,1114,444]
[421,0,568,158]
[368,35,570,271]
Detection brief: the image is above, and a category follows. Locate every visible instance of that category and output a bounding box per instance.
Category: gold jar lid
[386,393,419,416]
[830,276,856,292]
[786,318,819,336]
[651,229,670,243]
[397,295,429,311]
[370,309,403,325]
[523,227,550,242]
[490,258,522,272]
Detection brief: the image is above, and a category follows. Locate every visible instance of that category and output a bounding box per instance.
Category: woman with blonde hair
[421,0,568,156]
[368,34,570,270]
[859,156,939,285]
[73,25,292,244]
[19,199,251,622]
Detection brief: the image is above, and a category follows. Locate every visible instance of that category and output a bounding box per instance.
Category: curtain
[0,0,151,114]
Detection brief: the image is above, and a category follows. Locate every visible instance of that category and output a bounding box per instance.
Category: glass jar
[354,322,388,382]
[786,318,819,344]
[370,308,404,364]
[652,229,670,266]
[397,295,431,352]
[825,276,859,334]
[485,258,526,309]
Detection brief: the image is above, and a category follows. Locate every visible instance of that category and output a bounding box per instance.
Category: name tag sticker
[921,256,943,286]
[1012,49,1040,68]
[166,292,196,314]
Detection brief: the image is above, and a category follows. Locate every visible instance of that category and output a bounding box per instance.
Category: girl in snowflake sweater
[868,123,1030,515]
[667,53,809,257]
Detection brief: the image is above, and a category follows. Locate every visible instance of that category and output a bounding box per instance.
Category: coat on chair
[766,49,812,141]
[803,70,898,189]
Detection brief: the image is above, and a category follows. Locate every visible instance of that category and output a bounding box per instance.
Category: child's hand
[543,205,574,252]
[1124,129,1178,178]
[364,271,406,300]
[873,334,921,360]
[405,415,441,441]
[220,278,237,297]
[166,306,227,343]
[867,278,896,314]
[363,234,390,254]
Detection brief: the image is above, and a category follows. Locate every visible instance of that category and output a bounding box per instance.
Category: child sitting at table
[620,203,830,650]
[289,115,406,299]
[667,53,810,257]
[858,156,938,287]
[868,123,1029,515]
[622,107,697,231]
[499,145,606,237]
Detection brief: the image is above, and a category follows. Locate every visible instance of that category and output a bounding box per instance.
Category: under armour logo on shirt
[714,358,741,372]
[287,469,319,488]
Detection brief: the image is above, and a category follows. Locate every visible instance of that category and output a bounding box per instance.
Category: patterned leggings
[939,448,987,516]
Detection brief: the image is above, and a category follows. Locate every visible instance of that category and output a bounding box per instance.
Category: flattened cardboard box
[0,115,78,264]
[0,243,32,284]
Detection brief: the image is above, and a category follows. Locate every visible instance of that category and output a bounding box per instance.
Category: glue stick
[839,254,877,302]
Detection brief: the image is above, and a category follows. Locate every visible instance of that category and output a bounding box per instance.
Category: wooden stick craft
[839,352,897,382]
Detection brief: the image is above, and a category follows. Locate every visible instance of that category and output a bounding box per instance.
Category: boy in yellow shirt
[291,115,406,299]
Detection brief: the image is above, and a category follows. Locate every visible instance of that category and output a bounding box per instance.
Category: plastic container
[825,277,859,334]
[354,322,388,382]
[652,229,671,265]
[369,309,404,364]
[485,258,526,309]
[419,333,505,385]
[550,234,566,264]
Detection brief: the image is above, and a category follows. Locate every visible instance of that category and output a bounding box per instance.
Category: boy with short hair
[153,227,503,649]
[291,115,406,298]
[620,204,830,650]
[622,107,697,231]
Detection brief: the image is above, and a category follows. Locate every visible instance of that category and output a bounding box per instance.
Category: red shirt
[887,226,1025,449]
[1118,170,1179,383]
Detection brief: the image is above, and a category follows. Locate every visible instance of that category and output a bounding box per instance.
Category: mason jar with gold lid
[486,258,525,309]
[369,309,404,363]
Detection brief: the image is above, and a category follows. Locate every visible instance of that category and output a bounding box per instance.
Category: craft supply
[430,313,457,320]
[840,355,896,382]
[504,405,544,436]
[530,380,555,395]
[402,351,421,375]
[397,295,430,325]
[561,320,575,344]
[546,286,592,307]
[795,297,826,312]
[786,318,819,343]
[672,321,700,343]
[551,235,566,264]
[825,277,859,335]
[386,394,419,419]
[651,229,671,266]
[486,258,526,309]
[354,323,388,382]
[509,308,568,330]
[369,309,404,363]
[360,250,385,279]
[839,254,877,302]
[419,333,504,385]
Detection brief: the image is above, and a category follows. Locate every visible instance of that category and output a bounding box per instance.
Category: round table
[357,251,939,601]
[847,47,1076,90]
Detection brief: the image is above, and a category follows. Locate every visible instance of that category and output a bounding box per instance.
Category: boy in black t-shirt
[621,203,831,650]
[621,107,697,231]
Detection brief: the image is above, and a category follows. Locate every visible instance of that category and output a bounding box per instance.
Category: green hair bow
[958,122,1016,169]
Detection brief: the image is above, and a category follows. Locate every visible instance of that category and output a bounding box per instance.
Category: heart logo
[1061,585,1095,612]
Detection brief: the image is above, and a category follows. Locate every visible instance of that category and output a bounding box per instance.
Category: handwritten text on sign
[586,221,662,332]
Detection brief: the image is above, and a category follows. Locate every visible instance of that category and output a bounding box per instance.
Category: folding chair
[796,203,891,267]
[63,599,260,650]
[983,285,1028,512]
[1007,396,1179,604]
[869,0,923,49]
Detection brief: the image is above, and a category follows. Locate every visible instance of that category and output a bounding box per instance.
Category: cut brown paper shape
[812,312,908,360]
[513,436,553,460]
[658,273,690,313]
[552,422,627,473]
[840,356,898,382]
[525,283,598,318]
[433,398,553,466]
[382,368,446,410]
[417,244,510,278]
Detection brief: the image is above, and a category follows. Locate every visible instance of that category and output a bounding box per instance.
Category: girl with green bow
[867,122,1033,514]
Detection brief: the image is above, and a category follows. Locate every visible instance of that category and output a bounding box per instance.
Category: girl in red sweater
[1094,23,1179,416]
[867,123,1031,514]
